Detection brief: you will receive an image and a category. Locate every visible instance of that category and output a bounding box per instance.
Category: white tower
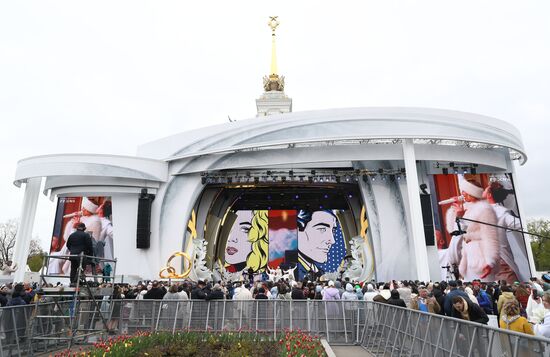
[256,16,292,117]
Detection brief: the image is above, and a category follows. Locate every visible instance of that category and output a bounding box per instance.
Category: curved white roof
[137,107,526,164]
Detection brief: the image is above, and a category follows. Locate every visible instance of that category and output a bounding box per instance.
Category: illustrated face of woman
[298,211,336,264]
[225,210,253,265]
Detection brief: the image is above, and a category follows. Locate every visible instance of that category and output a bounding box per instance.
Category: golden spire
[268,16,279,76]
[263,16,285,92]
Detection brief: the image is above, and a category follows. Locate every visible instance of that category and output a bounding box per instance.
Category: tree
[528,219,550,271]
[0,219,44,267]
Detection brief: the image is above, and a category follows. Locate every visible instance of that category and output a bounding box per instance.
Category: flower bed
[57,331,328,357]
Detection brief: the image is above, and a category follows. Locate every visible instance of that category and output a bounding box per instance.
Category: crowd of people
[3,275,550,339]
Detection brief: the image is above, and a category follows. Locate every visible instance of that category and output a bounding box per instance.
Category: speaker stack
[136,189,155,249]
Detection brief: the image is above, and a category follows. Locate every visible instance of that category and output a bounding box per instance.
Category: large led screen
[224,209,347,280]
[49,196,113,275]
[431,173,530,283]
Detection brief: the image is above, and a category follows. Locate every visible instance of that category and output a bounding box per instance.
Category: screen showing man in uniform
[431,173,530,283]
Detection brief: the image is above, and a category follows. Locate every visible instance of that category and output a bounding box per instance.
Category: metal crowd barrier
[1,300,550,356]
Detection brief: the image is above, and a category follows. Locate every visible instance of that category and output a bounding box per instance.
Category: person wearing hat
[444,177,500,282]
[66,222,94,286]
[443,280,471,316]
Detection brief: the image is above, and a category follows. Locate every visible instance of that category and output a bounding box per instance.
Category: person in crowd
[342,283,358,301]
[322,281,340,301]
[207,284,225,300]
[0,285,8,307]
[291,281,306,299]
[232,282,253,300]
[397,281,412,308]
[277,283,291,300]
[411,288,440,313]
[450,296,489,324]
[144,280,166,300]
[499,301,533,335]
[473,283,493,315]
[444,280,470,316]
[107,285,123,333]
[163,284,181,300]
[387,289,407,308]
[497,286,517,316]
[464,286,479,306]
[314,285,323,300]
[269,286,278,299]
[379,283,392,300]
[190,280,208,300]
[534,291,550,337]
[514,283,530,310]
[66,222,94,286]
[255,287,268,299]
[363,284,378,302]
[7,284,27,306]
[355,285,364,300]
[526,289,545,323]
[177,285,189,300]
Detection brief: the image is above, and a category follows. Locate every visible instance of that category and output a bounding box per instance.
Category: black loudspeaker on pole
[420,194,435,246]
[137,189,155,249]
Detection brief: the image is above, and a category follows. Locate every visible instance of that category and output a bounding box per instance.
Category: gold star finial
[268,16,279,33]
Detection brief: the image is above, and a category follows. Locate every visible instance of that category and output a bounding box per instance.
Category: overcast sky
[1,1,549,250]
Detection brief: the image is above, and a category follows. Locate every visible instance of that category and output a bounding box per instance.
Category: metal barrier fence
[1,300,550,356]
[360,302,550,357]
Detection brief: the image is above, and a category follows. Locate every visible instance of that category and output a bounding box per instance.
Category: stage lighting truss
[199,168,408,185]
[432,162,480,175]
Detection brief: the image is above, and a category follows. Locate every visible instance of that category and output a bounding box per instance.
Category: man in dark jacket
[191,281,208,299]
[206,284,225,300]
[66,223,94,286]
[444,280,470,316]
[291,282,306,299]
[387,289,407,307]
[144,281,166,300]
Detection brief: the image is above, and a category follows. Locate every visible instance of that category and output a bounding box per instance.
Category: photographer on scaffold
[66,222,94,287]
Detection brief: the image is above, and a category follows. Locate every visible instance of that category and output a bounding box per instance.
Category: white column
[510,163,538,276]
[402,139,431,281]
[12,177,41,283]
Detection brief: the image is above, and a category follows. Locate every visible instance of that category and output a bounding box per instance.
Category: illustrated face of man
[225,210,253,265]
[298,211,336,263]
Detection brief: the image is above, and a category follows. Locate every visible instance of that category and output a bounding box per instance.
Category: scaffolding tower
[26,253,117,355]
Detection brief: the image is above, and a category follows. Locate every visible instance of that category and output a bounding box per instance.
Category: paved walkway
[331,345,373,357]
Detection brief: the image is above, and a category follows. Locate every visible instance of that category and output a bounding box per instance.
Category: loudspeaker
[137,190,155,249]
[420,194,435,246]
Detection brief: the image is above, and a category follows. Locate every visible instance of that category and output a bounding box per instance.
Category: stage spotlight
[267,206,272,210]
[449,162,455,168]
[272,176,277,182]
[281,176,286,183]
[354,176,359,182]
[295,194,299,199]
[289,170,294,177]
[454,169,459,175]
[324,194,329,199]
[348,193,353,199]
[463,168,468,174]
[471,167,477,175]
[319,205,324,209]
[345,175,350,182]
[308,176,313,183]
[371,176,376,181]
[299,176,304,182]
[319,177,324,182]
[336,176,341,183]
[397,175,401,180]
[382,175,387,181]
[267,195,272,200]
[362,174,368,182]
[253,177,258,184]
[442,168,449,175]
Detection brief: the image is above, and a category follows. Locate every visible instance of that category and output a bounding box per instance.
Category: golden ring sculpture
[159,251,193,279]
